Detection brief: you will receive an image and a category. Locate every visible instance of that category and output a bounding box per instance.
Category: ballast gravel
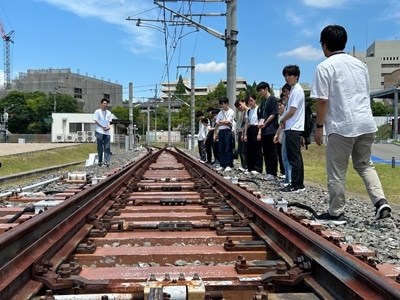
[0,148,399,266]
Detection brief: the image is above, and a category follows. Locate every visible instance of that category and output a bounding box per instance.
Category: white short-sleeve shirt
[310,53,377,137]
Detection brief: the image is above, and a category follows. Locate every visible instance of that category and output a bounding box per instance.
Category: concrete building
[10,68,123,113]
[352,40,400,93]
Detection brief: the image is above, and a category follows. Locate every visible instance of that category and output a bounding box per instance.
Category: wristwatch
[316,123,324,128]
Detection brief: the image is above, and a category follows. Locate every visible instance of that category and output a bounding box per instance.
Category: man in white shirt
[215,97,235,172]
[311,24,391,224]
[279,65,305,193]
[93,98,112,167]
[195,111,208,163]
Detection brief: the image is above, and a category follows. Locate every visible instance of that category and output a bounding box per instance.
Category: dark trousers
[285,130,304,187]
[247,127,263,173]
[205,135,213,163]
[237,131,247,169]
[218,129,233,168]
[261,133,278,176]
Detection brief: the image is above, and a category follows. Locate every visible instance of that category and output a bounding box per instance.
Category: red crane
[0,18,14,89]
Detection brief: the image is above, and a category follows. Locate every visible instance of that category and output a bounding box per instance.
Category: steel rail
[0,149,158,300]
[173,147,400,300]
[1,147,399,299]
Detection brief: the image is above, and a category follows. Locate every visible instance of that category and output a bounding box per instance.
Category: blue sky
[0,0,400,101]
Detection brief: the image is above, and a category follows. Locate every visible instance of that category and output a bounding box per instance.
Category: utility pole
[129,83,134,150]
[177,57,196,149]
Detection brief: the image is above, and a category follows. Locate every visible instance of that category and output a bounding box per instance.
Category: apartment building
[10,68,123,113]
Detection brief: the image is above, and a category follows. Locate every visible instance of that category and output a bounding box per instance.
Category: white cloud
[285,10,304,26]
[38,0,160,54]
[277,45,324,61]
[196,61,226,73]
[302,0,347,8]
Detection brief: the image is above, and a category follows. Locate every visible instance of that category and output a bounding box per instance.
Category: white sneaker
[263,174,276,181]
[250,170,260,175]
[215,166,224,171]
[224,166,232,172]
[238,167,246,172]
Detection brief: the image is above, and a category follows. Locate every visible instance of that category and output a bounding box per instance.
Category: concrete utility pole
[129,83,134,150]
[177,57,196,149]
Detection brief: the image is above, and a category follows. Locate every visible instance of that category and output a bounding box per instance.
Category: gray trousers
[326,133,385,216]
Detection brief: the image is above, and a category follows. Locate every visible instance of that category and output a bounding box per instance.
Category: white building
[352,40,400,93]
[51,113,115,143]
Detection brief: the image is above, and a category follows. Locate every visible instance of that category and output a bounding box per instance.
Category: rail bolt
[163,273,171,281]
[276,261,287,274]
[58,264,71,278]
[192,272,200,280]
[34,265,48,276]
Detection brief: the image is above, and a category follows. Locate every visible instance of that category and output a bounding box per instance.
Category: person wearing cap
[93,98,112,167]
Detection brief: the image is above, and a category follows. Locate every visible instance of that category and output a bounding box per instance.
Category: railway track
[0,147,399,300]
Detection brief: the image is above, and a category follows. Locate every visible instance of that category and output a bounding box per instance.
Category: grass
[0,143,97,176]
[302,144,400,205]
[0,142,399,205]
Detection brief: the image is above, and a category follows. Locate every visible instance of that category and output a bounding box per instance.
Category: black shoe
[314,212,346,225]
[279,184,305,193]
[374,199,391,220]
[103,162,109,167]
[98,162,102,166]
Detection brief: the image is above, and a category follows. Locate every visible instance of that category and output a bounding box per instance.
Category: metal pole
[190,57,196,150]
[147,106,150,145]
[129,83,133,150]
[226,0,238,110]
[394,89,398,141]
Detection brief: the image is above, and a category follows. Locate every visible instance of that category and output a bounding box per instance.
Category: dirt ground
[0,143,77,157]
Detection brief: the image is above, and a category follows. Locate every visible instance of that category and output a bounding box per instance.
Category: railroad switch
[159,221,193,231]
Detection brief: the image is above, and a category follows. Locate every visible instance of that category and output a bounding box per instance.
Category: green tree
[372,101,391,116]
[174,75,188,101]
[0,91,81,134]
[111,106,129,120]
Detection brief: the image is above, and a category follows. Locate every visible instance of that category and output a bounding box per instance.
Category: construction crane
[0,18,14,89]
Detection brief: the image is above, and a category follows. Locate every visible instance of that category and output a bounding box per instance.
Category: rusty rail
[0,147,398,299]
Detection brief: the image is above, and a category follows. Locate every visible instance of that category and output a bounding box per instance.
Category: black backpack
[302,102,314,150]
